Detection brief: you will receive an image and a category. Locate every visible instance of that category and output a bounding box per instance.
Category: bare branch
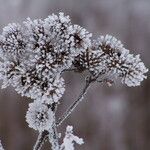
[33,131,49,150]
[56,76,96,126]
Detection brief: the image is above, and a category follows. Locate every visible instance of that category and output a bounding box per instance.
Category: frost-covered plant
[0,12,148,150]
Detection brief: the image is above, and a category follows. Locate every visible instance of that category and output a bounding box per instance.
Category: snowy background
[0,0,150,149]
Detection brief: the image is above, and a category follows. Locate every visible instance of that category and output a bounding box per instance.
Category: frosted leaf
[60,126,84,150]
[26,101,54,132]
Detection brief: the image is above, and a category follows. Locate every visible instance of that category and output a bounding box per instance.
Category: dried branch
[56,76,96,126]
[33,131,49,150]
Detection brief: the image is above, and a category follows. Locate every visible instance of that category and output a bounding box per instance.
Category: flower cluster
[0,12,92,104]
[74,35,148,86]
[60,126,84,150]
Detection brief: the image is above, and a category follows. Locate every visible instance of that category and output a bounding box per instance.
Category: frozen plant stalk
[0,12,148,150]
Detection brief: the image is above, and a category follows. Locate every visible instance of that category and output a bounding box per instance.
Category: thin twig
[49,119,60,150]
[33,131,49,150]
[56,76,96,126]
[61,68,78,74]
[48,103,60,150]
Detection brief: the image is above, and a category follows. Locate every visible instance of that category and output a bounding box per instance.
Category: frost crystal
[74,35,148,86]
[26,101,54,132]
[60,126,84,150]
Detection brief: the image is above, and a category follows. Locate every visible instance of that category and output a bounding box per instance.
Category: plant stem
[56,76,95,126]
[33,103,59,150]
[33,131,49,150]
[48,119,60,150]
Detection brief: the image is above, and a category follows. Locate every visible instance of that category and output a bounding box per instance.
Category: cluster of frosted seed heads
[0,13,148,133]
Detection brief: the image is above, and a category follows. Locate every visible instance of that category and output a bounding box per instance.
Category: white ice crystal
[60,126,84,150]
[26,101,54,132]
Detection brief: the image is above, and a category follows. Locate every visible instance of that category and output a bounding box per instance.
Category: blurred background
[0,0,150,149]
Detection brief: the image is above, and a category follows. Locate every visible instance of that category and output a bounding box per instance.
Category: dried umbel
[0,13,148,150]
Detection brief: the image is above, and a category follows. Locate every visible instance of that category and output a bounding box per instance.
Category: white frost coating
[60,126,84,150]
[26,101,54,132]
[0,140,4,150]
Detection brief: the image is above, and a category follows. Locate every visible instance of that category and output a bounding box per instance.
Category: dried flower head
[15,73,65,104]
[0,23,26,61]
[0,60,65,104]
[23,13,92,77]
[118,51,148,86]
[26,101,54,132]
